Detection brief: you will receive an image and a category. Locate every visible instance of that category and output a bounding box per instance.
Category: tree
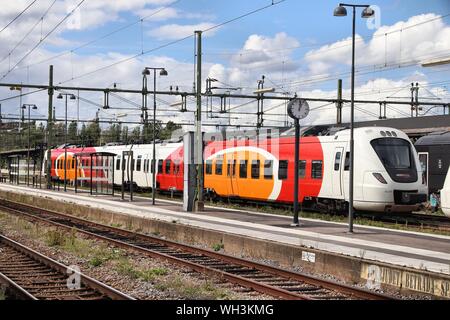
[160,121,182,140]
[130,126,141,143]
[68,121,78,144]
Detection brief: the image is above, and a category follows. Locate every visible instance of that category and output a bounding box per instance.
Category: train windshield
[370,138,417,183]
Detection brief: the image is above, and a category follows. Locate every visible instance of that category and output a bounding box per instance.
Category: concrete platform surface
[1,183,449,276]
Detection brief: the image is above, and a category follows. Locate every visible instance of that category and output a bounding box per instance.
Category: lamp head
[142,68,150,75]
[70,94,76,100]
[159,68,168,76]
[361,6,374,18]
[32,105,37,110]
[22,104,26,109]
[57,93,63,99]
[334,5,347,16]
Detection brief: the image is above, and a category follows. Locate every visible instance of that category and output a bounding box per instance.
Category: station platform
[1,183,450,298]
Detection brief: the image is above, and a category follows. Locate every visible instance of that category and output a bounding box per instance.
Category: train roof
[415,131,450,146]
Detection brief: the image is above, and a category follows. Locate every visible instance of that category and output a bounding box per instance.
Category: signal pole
[195,30,204,211]
[46,65,54,189]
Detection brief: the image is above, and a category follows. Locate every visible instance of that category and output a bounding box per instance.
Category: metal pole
[292,118,300,226]
[19,84,22,132]
[337,79,342,124]
[152,72,157,205]
[415,83,419,117]
[348,6,356,233]
[195,30,204,211]
[64,95,67,192]
[46,65,53,189]
[27,106,30,186]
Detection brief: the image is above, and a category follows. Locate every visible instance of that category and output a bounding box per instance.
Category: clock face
[287,99,309,120]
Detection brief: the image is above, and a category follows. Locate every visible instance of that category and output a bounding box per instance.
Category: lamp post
[334,3,374,233]
[57,93,76,192]
[22,104,37,186]
[142,67,168,205]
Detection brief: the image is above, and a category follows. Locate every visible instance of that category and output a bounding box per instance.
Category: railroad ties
[0,235,134,300]
[0,199,392,300]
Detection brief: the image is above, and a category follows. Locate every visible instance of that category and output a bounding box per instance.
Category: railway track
[0,199,392,300]
[156,192,450,233]
[0,234,134,300]
[356,211,450,232]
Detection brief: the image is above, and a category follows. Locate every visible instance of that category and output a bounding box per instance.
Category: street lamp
[142,67,168,205]
[22,104,37,186]
[57,92,76,192]
[334,3,374,233]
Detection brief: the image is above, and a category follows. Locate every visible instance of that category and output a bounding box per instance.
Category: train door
[332,147,344,197]
[342,151,350,200]
[229,153,239,196]
[418,152,429,192]
[144,154,150,187]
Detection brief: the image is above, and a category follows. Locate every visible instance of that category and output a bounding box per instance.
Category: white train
[441,168,450,217]
[44,126,428,213]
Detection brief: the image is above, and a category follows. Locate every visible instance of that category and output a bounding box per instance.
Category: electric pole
[195,30,204,211]
[46,65,54,189]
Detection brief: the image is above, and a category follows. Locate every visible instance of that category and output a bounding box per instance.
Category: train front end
[355,127,427,213]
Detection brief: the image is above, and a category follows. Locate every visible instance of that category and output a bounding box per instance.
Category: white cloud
[148,22,217,40]
[304,13,450,73]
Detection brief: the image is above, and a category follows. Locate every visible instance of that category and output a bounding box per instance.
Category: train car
[191,126,427,213]
[42,142,183,190]
[414,131,450,194]
[442,167,450,217]
[43,126,427,213]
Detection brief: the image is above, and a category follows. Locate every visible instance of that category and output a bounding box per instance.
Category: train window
[264,160,273,180]
[344,152,350,171]
[251,160,260,179]
[136,156,142,172]
[311,160,323,179]
[205,160,213,175]
[72,159,75,169]
[165,160,172,174]
[334,152,341,171]
[239,160,248,178]
[116,158,120,171]
[215,160,223,175]
[299,160,306,178]
[232,160,236,176]
[278,160,288,180]
[151,159,155,174]
[158,160,163,173]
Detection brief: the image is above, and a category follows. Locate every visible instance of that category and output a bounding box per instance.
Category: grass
[154,276,230,300]
[0,211,232,300]
[212,243,224,252]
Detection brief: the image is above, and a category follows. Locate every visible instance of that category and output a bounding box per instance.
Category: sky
[0,0,449,131]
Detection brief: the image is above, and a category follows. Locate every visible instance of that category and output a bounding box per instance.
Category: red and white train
[43,126,427,213]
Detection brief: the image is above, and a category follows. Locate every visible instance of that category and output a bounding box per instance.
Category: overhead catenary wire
[0,0,58,65]
[17,0,183,71]
[1,0,87,81]
[56,0,287,85]
[0,0,38,35]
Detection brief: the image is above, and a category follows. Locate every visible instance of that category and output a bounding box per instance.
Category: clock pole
[292,117,301,226]
[287,98,309,227]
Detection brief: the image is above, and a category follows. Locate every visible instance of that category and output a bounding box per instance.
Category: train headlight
[372,172,387,184]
